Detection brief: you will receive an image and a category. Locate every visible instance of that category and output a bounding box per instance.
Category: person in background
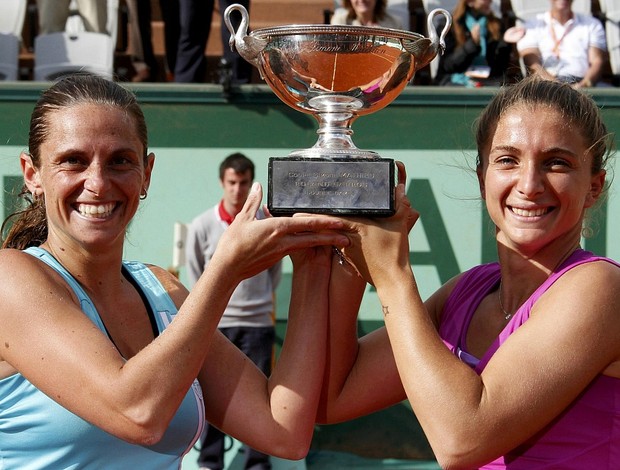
[319,75,620,468]
[437,0,511,87]
[514,0,607,88]
[0,73,351,468]
[36,0,107,34]
[157,0,180,81]
[186,153,281,470]
[126,0,159,82]
[174,0,252,85]
[330,0,403,29]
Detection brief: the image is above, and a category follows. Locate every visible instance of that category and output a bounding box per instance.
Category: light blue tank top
[0,247,204,469]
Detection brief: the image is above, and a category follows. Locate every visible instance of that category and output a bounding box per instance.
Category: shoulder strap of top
[122,261,178,333]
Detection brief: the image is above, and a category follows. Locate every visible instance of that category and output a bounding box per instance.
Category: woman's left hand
[337,162,419,287]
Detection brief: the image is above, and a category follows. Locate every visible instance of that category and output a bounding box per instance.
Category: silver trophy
[225,4,451,216]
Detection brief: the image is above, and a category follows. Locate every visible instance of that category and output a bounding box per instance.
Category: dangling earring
[140,189,148,200]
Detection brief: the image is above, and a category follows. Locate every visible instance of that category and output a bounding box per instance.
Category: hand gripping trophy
[225,4,451,216]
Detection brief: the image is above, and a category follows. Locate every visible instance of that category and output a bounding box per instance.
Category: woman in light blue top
[0,73,351,469]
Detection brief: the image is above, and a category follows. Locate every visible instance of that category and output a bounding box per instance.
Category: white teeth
[512,207,548,217]
[77,203,115,218]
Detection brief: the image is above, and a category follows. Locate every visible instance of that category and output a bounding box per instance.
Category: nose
[83,162,110,196]
[515,161,545,198]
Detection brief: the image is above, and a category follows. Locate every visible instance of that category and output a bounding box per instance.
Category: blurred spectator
[174,0,252,84]
[158,0,180,82]
[330,0,403,29]
[37,0,106,34]
[436,0,511,87]
[512,0,607,88]
[126,0,158,81]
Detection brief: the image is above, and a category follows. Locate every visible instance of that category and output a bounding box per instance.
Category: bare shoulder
[145,264,189,310]
[0,248,71,292]
[540,259,620,321]
[538,259,620,376]
[555,259,620,305]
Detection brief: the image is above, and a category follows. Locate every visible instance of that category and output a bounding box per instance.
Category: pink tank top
[440,249,620,469]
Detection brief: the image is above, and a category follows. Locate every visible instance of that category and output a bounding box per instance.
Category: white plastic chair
[0,0,27,81]
[34,0,118,81]
[171,222,188,273]
[34,31,115,80]
[65,0,119,45]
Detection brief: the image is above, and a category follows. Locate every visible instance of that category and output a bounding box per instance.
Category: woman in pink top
[320,75,620,469]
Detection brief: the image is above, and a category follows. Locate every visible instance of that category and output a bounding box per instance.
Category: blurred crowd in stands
[11,0,619,87]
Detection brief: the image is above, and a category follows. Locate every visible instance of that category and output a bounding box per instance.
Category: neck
[357,11,374,25]
[496,237,581,313]
[223,201,242,218]
[467,8,483,19]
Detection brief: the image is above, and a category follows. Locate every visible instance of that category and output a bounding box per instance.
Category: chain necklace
[498,281,514,321]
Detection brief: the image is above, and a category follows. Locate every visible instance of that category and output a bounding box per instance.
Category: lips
[510,206,550,217]
[76,202,116,218]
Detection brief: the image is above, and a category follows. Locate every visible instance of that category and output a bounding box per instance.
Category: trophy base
[268,156,395,217]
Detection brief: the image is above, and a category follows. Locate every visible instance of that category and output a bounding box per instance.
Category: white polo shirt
[517,12,607,79]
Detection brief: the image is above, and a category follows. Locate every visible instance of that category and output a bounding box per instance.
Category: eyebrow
[489,145,519,154]
[490,145,579,158]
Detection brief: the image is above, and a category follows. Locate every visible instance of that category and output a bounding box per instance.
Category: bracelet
[332,246,347,265]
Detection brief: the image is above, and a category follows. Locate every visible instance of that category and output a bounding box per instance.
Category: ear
[477,164,486,200]
[20,152,42,197]
[585,170,606,208]
[142,152,155,194]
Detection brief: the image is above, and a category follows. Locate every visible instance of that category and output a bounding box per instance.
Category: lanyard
[549,19,574,58]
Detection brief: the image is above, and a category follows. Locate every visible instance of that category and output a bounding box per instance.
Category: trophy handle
[223,3,267,68]
[406,8,452,71]
[427,8,452,56]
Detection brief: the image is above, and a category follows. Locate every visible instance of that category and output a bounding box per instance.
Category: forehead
[495,103,578,136]
[41,103,144,153]
[487,104,588,155]
[45,103,139,138]
[221,167,252,180]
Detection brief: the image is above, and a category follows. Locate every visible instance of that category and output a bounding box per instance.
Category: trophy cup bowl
[224,4,451,216]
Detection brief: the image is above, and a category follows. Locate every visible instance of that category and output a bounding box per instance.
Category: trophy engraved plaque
[224,4,451,216]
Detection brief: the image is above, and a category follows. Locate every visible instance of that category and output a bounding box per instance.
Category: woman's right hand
[212,182,350,282]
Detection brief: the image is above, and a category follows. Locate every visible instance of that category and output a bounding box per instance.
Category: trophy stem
[315,110,356,149]
[292,94,380,159]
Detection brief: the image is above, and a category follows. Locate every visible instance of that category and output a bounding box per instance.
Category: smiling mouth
[76,203,116,218]
[510,206,551,217]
